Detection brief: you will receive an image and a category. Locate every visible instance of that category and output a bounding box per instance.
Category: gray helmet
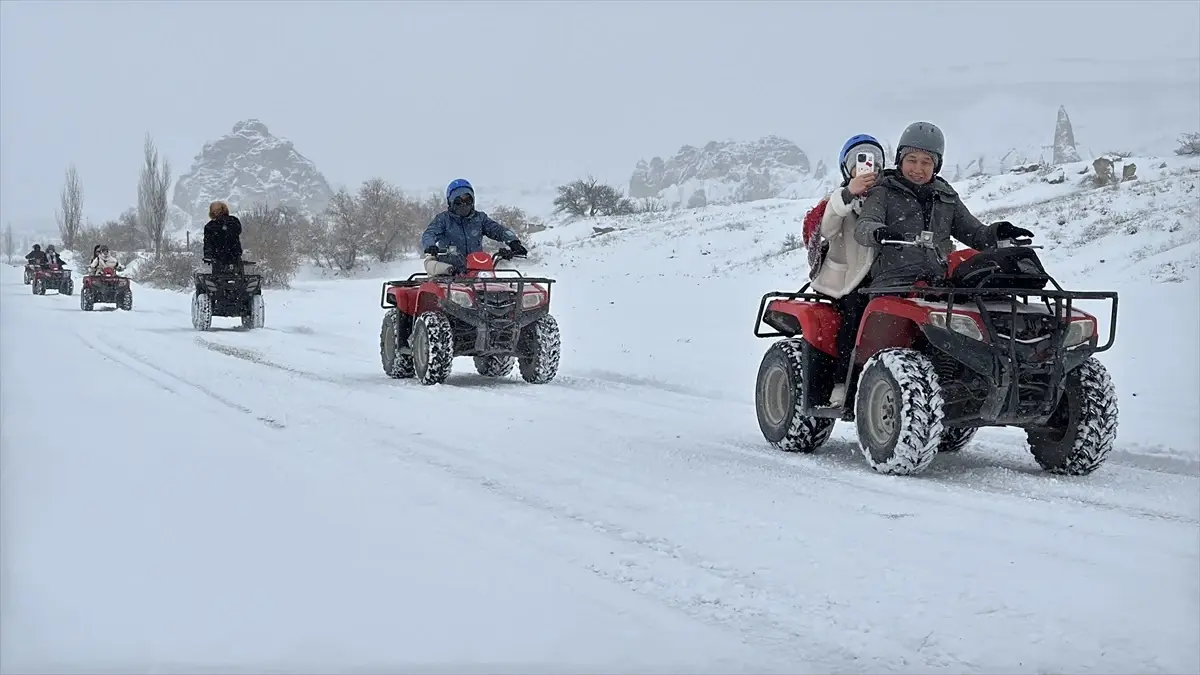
[896,122,945,173]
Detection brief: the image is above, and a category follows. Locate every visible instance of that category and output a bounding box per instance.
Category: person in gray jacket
[853,122,1033,290]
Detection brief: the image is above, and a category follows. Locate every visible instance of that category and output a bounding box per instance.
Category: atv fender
[763,299,840,358]
[385,286,420,315]
[855,296,925,364]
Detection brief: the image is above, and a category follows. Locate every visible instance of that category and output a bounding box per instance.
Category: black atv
[191,259,265,331]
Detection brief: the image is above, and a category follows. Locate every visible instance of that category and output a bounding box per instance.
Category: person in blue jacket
[420,178,527,275]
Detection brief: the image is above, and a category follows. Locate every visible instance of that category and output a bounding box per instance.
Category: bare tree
[357,178,409,262]
[488,204,545,241]
[56,164,84,250]
[553,176,636,218]
[2,223,13,263]
[137,133,173,258]
[239,202,303,287]
[323,188,368,271]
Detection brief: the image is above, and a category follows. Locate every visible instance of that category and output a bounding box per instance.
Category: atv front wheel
[1026,357,1117,475]
[755,338,836,453]
[474,355,515,378]
[23,269,31,285]
[191,292,212,330]
[80,287,94,311]
[32,278,44,295]
[854,348,945,475]
[518,314,560,384]
[412,311,454,385]
[379,308,415,379]
[242,294,265,329]
[938,426,979,453]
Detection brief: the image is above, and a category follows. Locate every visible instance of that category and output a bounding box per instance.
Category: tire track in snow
[302,399,978,674]
[90,334,285,430]
[190,332,1198,527]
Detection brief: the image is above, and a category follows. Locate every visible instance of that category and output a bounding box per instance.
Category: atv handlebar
[879,230,1043,251]
[428,247,527,262]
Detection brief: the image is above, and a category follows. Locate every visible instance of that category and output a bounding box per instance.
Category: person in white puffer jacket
[88,245,122,275]
[810,134,886,406]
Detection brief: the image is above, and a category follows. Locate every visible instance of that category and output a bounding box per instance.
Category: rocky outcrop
[172,119,334,225]
[629,135,823,207]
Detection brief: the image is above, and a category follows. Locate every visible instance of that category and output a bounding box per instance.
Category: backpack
[803,197,830,280]
[950,246,1050,292]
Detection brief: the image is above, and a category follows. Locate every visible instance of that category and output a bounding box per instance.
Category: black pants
[833,291,872,377]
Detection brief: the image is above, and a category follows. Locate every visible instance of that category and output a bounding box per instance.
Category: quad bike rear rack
[380,268,557,309]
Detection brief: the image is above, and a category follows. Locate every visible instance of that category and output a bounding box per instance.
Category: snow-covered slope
[3,154,1198,673]
[172,119,335,229]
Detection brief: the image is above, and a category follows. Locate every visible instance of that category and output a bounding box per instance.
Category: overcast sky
[2,0,1198,229]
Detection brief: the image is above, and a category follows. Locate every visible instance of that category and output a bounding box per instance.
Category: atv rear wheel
[518,314,560,384]
[854,348,945,476]
[191,292,212,331]
[412,311,454,385]
[938,426,978,453]
[379,309,415,379]
[755,339,836,453]
[242,294,265,329]
[1026,357,1117,475]
[118,289,133,311]
[474,355,515,378]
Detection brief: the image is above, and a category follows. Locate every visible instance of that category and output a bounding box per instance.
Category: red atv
[379,248,560,385]
[80,266,133,311]
[753,230,1119,476]
[30,262,74,296]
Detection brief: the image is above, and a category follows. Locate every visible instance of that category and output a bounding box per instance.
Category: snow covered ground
[2,156,1199,673]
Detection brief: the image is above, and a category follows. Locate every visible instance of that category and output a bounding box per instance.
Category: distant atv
[191,259,264,331]
[31,263,73,296]
[753,231,1120,477]
[379,248,560,385]
[81,266,132,311]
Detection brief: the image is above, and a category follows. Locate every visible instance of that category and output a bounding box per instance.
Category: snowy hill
[628,135,829,208]
[171,119,335,228]
[3,150,1198,672]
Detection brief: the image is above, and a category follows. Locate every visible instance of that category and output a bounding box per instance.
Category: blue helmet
[838,134,886,180]
[446,178,474,205]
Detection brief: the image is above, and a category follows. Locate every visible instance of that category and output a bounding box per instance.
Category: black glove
[423,245,440,256]
[872,227,905,245]
[507,239,528,256]
[994,221,1033,240]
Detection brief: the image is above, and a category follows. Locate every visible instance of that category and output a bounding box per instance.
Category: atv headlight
[1064,318,1095,347]
[448,289,474,308]
[521,291,546,309]
[928,310,984,342]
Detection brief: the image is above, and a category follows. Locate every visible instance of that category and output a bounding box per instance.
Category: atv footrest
[809,405,846,419]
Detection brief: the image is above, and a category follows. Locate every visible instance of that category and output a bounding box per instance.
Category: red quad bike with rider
[30,254,74,296]
[378,247,561,386]
[752,231,1120,476]
[81,265,133,311]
